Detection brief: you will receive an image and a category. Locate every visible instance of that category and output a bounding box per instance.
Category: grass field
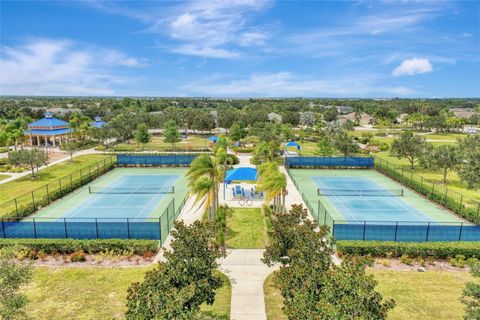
[226,208,268,249]
[0,174,10,181]
[112,135,211,151]
[0,154,112,204]
[25,267,231,320]
[264,269,474,320]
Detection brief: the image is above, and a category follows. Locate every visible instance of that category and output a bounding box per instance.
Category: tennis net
[89,186,175,194]
[317,188,404,196]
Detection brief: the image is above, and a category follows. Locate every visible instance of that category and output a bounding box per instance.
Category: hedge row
[375,161,480,224]
[0,238,159,255]
[336,240,480,259]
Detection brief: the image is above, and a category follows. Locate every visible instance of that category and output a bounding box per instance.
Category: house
[449,108,480,119]
[268,112,282,123]
[336,106,354,114]
[338,112,374,126]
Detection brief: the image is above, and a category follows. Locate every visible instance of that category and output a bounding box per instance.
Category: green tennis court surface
[34,168,188,220]
[291,169,464,223]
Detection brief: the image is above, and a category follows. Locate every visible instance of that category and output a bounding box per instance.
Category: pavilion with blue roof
[24,112,73,147]
[91,116,107,128]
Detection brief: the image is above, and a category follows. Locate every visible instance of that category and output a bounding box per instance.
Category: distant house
[397,113,409,124]
[30,107,82,115]
[449,108,480,119]
[336,106,354,114]
[268,112,282,123]
[338,112,374,126]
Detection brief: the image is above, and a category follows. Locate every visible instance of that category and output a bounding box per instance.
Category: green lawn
[0,154,112,204]
[226,208,268,249]
[0,174,10,181]
[112,135,212,151]
[375,152,480,208]
[264,269,474,320]
[24,266,231,320]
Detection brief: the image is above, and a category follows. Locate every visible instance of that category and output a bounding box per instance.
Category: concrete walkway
[218,249,278,320]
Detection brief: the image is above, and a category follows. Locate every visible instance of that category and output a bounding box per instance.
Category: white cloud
[0,39,144,96]
[172,45,240,59]
[392,58,433,77]
[181,72,416,97]
[239,31,269,46]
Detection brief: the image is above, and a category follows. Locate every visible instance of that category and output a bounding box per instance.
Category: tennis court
[34,167,189,220]
[291,169,463,223]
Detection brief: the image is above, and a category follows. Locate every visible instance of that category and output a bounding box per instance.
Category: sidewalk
[218,249,278,320]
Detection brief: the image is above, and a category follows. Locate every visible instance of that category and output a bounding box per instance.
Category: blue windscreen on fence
[286,156,374,168]
[117,154,198,166]
[333,222,480,242]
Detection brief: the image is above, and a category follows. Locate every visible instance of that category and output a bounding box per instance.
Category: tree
[457,135,480,189]
[135,124,151,150]
[126,221,224,320]
[390,131,428,169]
[109,112,138,142]
[62,142,79,162]
[462,260,480,319]
[0,248,33,320]
[323,107,339,122]
[256,162,287,213]
[187,154,224,221]
[10,149,48,177]
[299,111,316,127]
[193,111,215,133]
[92,125,113,146]
[229,123,245,143]
[217,107,236,131]
[421,145,462,183]
[315,134,334,157]
[163,120,181,149]
[282,111,300,126]
[332,131,359,157]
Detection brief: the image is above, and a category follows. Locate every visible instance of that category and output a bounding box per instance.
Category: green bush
[336,241,480,259]
[226,154,239,165]
[0,238,159,255]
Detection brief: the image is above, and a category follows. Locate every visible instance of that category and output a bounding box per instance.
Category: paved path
[218,249,277,320]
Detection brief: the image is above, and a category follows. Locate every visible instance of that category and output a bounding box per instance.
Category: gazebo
[208,136,219,143]
[91,116,107,128]
[24,112,73,147]
[223,167,263,200]
[284,141,301,155]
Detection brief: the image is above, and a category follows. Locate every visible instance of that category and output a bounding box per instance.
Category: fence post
[459,222,464,241]
[31,191,36,210]
[127,218,130,239]
[158,218,162,241]
[1,218,4,238]
[167,206,170,231]
[394,222,398,241]
[95,218,99,239]
[14,199,18,216]
[59,179,62,193]
[363,221,366,240]
[33,218,37,239]
[64,218,68,238]
[444,189,448,203]
[425,222,430,242]
[46,184,50,204]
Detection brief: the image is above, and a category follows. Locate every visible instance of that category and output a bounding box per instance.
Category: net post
[401,189,404,196]
[88,186,91,194]
[172,186,175,194]
[33,218,37,239]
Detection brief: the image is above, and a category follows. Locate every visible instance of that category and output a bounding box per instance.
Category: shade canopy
[285,141,301,150]
[208,136,219,142]
[225,167,257,182]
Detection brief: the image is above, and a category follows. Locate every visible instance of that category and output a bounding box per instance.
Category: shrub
[0,239,159,255]
[70,250,86,262]
[399,254,413,265]
[336,241,480,259]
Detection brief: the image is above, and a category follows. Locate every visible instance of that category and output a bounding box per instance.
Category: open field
[24,267,231,320]
[226,208,268,249]
[264,269,474,320]
[0,174,10,181]
[0,154,112,204]
[111,135,211,151]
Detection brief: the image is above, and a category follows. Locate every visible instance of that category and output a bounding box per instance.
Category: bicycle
[239,196,253,206]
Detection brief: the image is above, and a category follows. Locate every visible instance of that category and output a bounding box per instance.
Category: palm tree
[257,162,287,214]
[186,151,225,221]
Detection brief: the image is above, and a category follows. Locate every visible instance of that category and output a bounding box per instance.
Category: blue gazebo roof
[225,167,258,182]
[27,112,69,128]
[208,136,219,142]
[91,116,107,128]
[285,141,301,150]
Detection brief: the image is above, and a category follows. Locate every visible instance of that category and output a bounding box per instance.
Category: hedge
[336,240,480,259]
[0,238,159,255]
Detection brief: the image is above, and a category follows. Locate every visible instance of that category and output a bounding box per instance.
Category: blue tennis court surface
[313,176,432,222]
[58,174,179,220]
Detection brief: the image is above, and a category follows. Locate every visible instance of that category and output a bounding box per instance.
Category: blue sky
[1,0,479,97]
